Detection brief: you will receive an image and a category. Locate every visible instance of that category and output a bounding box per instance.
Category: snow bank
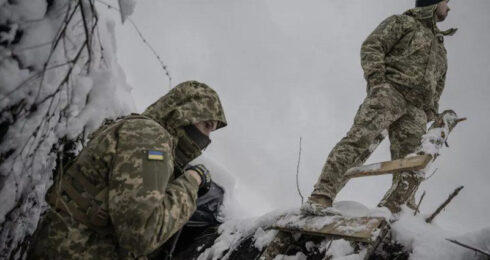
[197,208,290,260]
[193,155,248,221]
[391,207,487,260]
[0,0,134,258]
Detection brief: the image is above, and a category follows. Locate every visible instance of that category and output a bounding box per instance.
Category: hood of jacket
[404,4,457,36]
[142,81,227,136]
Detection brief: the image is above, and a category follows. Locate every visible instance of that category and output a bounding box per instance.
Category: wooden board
[271,213,387,243]
[345,154,432,179]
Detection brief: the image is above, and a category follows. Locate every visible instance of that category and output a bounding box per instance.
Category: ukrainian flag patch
[148,150,164,160]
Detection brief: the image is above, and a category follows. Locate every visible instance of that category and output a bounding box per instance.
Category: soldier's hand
[187,170,202,186]
[185,164,212,195]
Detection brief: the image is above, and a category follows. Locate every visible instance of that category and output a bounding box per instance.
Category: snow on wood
[272,212,386,243]
[345,154,432,179]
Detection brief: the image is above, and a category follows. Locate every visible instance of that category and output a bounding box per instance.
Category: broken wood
[426,186,464,223]
[271,213,387,243]
[345,154,432,179]
[446,238,490,258]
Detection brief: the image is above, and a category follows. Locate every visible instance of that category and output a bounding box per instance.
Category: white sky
[103,0,490,233]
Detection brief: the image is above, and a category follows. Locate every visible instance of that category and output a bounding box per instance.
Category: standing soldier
[29,81,227,259]
[303,0,456,214]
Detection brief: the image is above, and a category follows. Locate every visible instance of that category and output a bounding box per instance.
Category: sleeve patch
[148,150,164,160]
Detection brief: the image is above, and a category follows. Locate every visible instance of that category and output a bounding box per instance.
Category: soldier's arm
[361,15,413,87]
[428,72,446,121]
[108,119,200,257]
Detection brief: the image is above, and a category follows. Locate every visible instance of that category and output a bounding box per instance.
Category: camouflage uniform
[310,5,456,212]
[29,81,227,259]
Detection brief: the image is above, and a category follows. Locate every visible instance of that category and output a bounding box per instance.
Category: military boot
[300,195,340,216]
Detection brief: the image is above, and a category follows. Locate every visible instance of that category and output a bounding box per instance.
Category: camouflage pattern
[311,84,426,203]
[29,81,227,259]
[361,5,455,117]
[310,5,455,213]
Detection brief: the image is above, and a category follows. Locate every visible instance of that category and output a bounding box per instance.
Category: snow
[197,209,290,260]
[391,207,486,260]
[274,252,307,260]
[6,0,47,21]
[0,0,135,257]
[345,162,381,176]
[324,240,359,259]
[118,0,136,23]
[197,201,388,259]
[14,20,57,70]
[199,198,488,259]
[276,209,336,230]
[449,227,490,257]
[253,227,278,251]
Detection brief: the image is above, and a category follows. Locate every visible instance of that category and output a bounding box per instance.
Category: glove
[185,164,212,195]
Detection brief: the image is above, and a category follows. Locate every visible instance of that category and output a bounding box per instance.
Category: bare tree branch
[414,190,426,216]
[426,186,464,223]
[446,239,490,258]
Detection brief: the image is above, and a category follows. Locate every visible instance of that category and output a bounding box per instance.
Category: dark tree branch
[426,186,464,223]
[414,190,426,216]
[446,239,490,258]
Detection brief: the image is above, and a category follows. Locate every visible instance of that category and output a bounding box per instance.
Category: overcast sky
[104,0,490,233]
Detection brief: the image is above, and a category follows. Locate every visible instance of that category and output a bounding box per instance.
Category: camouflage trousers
[311,83,427,213]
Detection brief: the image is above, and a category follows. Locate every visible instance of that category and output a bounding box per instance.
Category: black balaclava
[416,0,443,7]
[174,125,211,173]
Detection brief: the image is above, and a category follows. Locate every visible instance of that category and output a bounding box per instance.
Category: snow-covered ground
[196,200,489,260]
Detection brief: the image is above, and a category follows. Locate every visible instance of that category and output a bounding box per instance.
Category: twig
[78,0,92,70]
[426,186,463,223]
[322,240,333,260]
[296,137,304,204]
[446,239,490,257]
[425,168,438,181]
[414,190,426,216]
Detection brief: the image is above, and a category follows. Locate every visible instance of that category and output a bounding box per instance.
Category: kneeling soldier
[29,81,227,259]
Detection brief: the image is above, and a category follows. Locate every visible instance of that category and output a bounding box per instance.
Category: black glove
[185,164,212,195]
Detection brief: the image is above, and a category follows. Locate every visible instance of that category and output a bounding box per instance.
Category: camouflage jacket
[361,5,456,114]
[30,81,226,259]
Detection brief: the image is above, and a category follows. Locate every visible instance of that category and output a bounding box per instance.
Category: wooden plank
[271,213,386,243]
[345,154,432,179]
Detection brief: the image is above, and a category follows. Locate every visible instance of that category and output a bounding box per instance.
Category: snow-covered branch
[0,0,134,258]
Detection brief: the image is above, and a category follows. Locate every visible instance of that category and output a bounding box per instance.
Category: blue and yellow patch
[148,150,164,160]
